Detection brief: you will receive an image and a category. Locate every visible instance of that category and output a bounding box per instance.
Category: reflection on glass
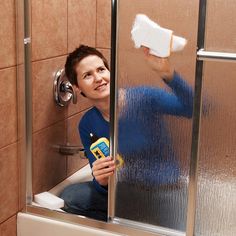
[195,62,236,236]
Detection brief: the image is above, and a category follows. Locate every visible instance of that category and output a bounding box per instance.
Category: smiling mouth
[95,83,107,90]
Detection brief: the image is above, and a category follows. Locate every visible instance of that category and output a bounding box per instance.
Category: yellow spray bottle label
[89,133,124,168]
[90,136,109,159]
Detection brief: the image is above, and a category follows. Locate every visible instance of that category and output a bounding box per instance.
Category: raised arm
[141,47,194,117]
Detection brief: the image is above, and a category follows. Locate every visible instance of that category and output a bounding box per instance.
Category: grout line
[32,106,92,135]
[96,46,111,50]
[0,213,17,226]
[0,65,17,71]
[31,54,69,63]
[0,140,18,151]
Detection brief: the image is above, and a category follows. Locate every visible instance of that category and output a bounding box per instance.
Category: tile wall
[0,0,111,235]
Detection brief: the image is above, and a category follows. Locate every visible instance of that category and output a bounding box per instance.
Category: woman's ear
[80,92,86,97]
[74,85,86,97]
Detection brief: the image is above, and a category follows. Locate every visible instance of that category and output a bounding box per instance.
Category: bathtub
[17,213,123,236]
[31,163,92,210]
[17,164,124,236]
[17,164,186,236]
[48,163,93,196]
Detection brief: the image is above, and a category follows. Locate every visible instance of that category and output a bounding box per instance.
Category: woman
[60,45,193,223]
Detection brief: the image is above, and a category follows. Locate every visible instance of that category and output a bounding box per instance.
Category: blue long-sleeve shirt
[79,72,193,194]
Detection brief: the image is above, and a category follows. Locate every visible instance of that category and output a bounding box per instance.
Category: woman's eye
[84,74,92,80]
[98,67,105,72]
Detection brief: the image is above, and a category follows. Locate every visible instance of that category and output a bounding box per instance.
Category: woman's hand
[92,157,116,186]
[142,47,174,82]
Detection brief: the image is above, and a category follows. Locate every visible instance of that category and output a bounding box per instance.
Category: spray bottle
[89,133,124,168]
[89,133,109,159]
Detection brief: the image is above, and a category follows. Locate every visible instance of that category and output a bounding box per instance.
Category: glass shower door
[110,0,199,232]
[110,1,236,235]
[194,1,236,235]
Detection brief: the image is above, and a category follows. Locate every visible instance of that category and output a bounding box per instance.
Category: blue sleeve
[79,117,108,194]
[150,71,194,117]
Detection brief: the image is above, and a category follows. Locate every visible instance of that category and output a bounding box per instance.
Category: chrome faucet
[54,69,77,106]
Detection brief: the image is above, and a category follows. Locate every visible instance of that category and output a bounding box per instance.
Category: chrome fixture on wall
[54,69,77,107]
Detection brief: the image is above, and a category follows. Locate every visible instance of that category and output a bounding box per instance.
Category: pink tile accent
[66,112,88,176]
[0,67,17,148]
[31,0,67,61]
[32,121,67,194]
[32,56,67,132]
[0,144,18,223]
[96,0,111,48]
[68,0,96,52]
[0,0,16,68]
[0,215,17,236]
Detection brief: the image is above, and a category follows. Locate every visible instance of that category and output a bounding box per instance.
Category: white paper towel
[131,14,187,57]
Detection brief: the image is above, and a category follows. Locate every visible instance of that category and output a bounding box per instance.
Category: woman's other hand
[92,157,115,186]
[142,46,174,82]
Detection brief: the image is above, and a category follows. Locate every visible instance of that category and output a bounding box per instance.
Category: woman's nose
[94,73,102,82]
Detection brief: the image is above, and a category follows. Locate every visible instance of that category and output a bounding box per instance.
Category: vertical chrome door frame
[108,0,118,221]
[24,0,33,206]
[109,0,198,235]
[186,0,236,235]
[186,0,207,235]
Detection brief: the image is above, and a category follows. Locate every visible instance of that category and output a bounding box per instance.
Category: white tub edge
[17,212,123,236]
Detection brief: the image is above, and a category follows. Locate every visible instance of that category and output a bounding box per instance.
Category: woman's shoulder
[79,107,98,125]
[79,107,106,131]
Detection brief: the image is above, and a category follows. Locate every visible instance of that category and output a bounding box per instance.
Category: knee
[59,183,92,210]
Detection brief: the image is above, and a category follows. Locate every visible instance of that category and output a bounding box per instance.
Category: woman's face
[75,55,110,101]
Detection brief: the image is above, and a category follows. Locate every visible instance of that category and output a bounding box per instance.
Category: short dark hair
[65,45,109,87]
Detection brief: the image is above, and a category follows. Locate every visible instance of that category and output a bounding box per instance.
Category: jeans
[115,182,187,231]
[59,181,108,221]
[59,181,186,230]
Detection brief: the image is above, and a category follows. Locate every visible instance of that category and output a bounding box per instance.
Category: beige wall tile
[97,48,111,67]
[0,0,16,69]
[15,0,24,66]
[0,215,16,236]
[66,112,88,176]
[32,121,67,194]
[0,144,18,223]
[31,0,67,61]
[96,0,111,48]
[18,139,26,211]
[17,64,25,140]
[67,91,92,117]
[0,67,17,148]
[32,55,92,132]
[205,0,236,52]
[32,56,67,132]
[68,0,96,52]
